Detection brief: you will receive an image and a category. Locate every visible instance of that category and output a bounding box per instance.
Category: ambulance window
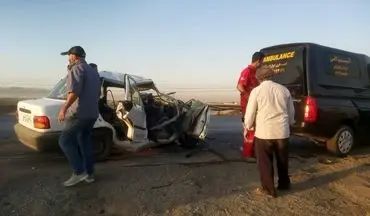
[327,54,360,79]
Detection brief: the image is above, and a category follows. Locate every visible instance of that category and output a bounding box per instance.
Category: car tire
[92,129,112,162]
[326,125,355,157]
[179,135,200,149]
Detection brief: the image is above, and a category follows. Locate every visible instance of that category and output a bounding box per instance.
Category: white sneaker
[85,174,95,183]
[63,173,88,187]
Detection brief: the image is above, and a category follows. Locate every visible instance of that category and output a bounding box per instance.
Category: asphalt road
[0,114,316,159]
[0,114,242,141]
[0,114,15,140]
[0,114,248,162]
[0,114,245,154]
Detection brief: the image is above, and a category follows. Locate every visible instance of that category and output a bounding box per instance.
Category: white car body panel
[191,106,211,140]
[17,98,65,132]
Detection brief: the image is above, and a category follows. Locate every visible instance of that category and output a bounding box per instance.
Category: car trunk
[260,45,308,124]
[17,98,65,132]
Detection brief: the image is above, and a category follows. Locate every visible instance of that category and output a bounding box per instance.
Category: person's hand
[251,122,256,130]
[243,128,248,139]
[57,108,66,122]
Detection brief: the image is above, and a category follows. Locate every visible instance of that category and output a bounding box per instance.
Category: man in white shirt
[244,65,295,198]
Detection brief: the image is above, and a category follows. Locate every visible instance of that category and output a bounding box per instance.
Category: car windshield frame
[46,77,68,100]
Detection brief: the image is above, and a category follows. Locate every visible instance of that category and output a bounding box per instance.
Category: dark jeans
[255,137,291,196]
[59,117,96,175]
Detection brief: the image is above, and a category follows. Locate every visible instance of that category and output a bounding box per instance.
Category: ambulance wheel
[326,125,354,157]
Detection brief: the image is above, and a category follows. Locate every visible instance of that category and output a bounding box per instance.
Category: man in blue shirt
[89,63,98,71]
[58,46,101,187]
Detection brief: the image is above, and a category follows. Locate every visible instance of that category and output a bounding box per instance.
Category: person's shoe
[243,157,257,163]
[85,174,95,183]
[63,173,88,187]
[255,187,276,198]
[277,184,291,191]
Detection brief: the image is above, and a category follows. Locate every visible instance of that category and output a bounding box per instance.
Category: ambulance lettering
[263,51,296,63]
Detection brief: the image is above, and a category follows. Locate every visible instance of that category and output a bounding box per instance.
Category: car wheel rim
[338,130,353,154]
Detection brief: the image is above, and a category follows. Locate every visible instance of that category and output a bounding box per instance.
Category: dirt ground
[1,136,370,216]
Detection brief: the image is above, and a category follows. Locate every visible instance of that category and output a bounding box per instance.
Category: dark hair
[256,65,275,82]
[89,63,97,69]
[252,52,265,63]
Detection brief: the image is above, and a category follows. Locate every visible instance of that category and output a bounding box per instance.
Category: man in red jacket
[237,51,265,162]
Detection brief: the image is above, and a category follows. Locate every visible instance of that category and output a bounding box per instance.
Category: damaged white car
[14,71,211,161]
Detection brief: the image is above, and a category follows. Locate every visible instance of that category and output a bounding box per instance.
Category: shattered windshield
[46,77,68,99]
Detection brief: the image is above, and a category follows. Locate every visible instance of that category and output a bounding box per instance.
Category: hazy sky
[1,0,369,91]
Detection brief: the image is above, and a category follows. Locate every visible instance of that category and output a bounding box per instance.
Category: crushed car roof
[99,71,154,87]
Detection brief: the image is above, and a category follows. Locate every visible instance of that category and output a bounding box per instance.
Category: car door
[183,100,211,140]
[191,105,211,139]
[125,75,148,141]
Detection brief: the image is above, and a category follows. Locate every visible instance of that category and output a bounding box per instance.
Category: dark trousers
[59,117,96,175]
[255,137,290,195]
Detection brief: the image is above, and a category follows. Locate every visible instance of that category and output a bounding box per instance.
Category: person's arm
[244,89,258,130]
[236,68,249,94]
[237,82,247,93]
[287,92,295,126]
[61,66,84,113]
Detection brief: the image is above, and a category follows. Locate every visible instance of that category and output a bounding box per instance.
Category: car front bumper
[13,123,61,152]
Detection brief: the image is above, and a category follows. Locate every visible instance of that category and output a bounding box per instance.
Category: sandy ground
[1,136,370,216]
[1,98,370,216]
